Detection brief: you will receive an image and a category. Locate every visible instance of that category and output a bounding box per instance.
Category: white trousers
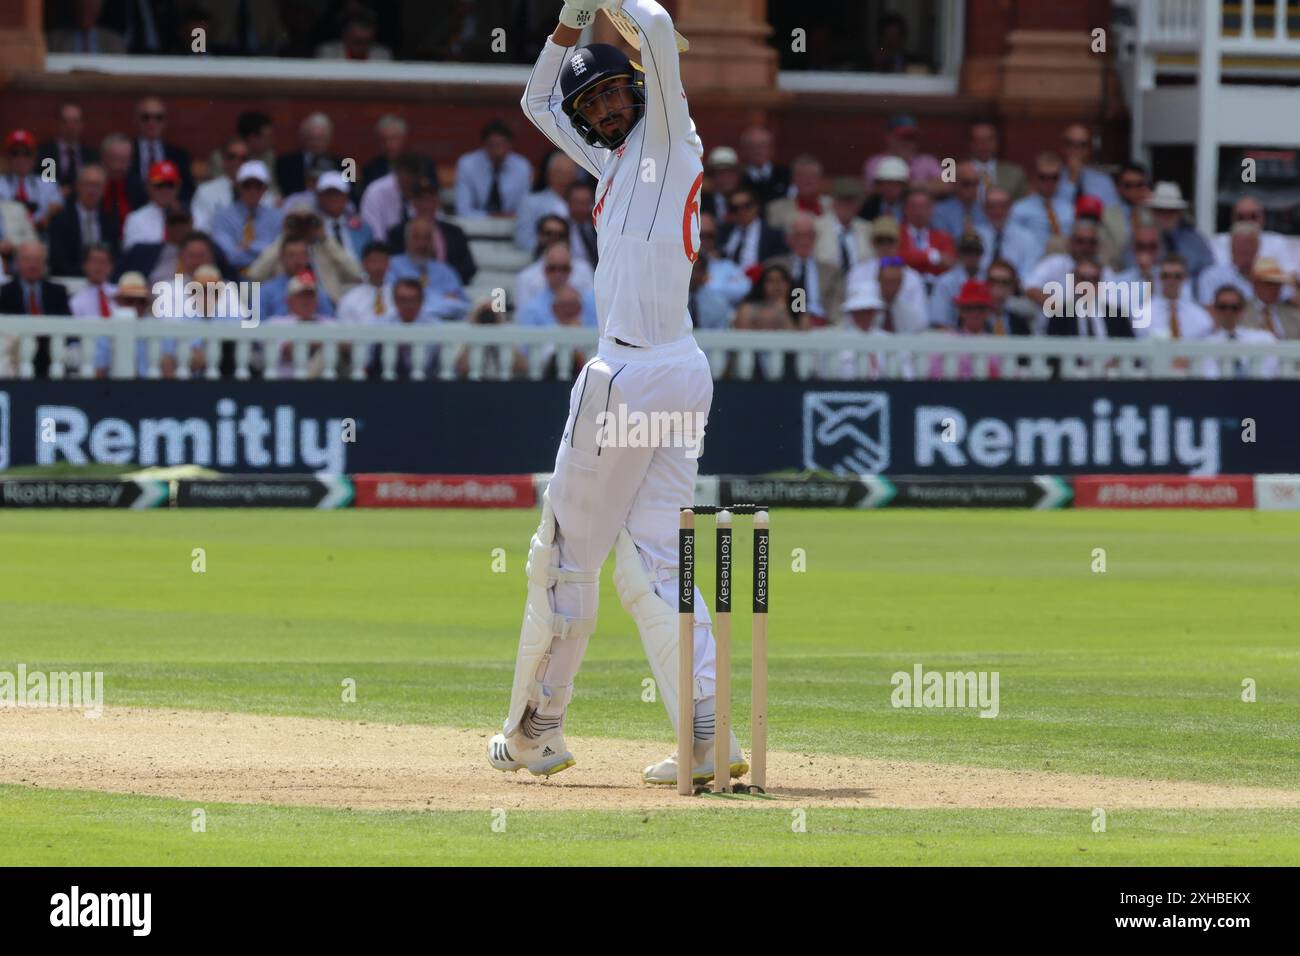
[544,335,717,701]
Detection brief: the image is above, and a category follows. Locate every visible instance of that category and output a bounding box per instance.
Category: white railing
[3,315,1299,382]
[1137,0,1300,54]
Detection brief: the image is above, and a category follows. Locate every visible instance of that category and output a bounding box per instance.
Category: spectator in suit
[932,161,989,240]
[276,113,338,199]
[985,258,1035,336]
[515,215,592,310]
[858,155,908,223]
[1146,181,1215,280]
[929,232,986,328]
[0,242,72,379]
[1057,123,1121,209]
[812,178,871,277]
[39,103,98,199]
[360,152,426,241]
[47,0,127,53]
[738,127,790,206]
[688,253,733,330]
[68,243,117,318]
[865,115,945,195]
[568,181,598,269]
[1245,258,1300,339]
[113,209,196,283]
[383,176,476,284]
[1010,152,1074,264]
[455,119,532,218]
[48,164,119,276]
[1,129,63,233]
[122,160,183,251]
[898,188,955,280]
[212,161,284,271]
[976,186,1038,280]
[336,241,394,325]
[765,154,830,232]
[765,212,842,326]
[314,171,371,263]
[969,122,1027,203]
[249,202,359,307]
[720,184,787,271]
[315,8,392,60]
[388,218,470,322]
[1202,284,1279,378]
[699,146,743,224]
[361,116,408,195]
[99,133,133,232]
[695,211,750,305]
[1115,161,1151,248]
[192,138,268,232]
[513,152,577,251]
[1139,253,1214,346]
[128,96,194,207]
[1045,257,1134,339]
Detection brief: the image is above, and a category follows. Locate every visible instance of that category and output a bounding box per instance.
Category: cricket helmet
[559,43,645,150]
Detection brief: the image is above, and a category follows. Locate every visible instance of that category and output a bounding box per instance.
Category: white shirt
[70,282,117,317]
[521,3,704,347]
[844,258,928,324]
[1212,230,1297,271]
[1025,253,1118,291]
[512,188,568,251]
[515,256,594,312]
[1138,296,1214,340]
[337,281,394,325]
[359,173,409,240]
[722,219,762,269]
[1201,327,1279,378]
[191,177,274,232]
[122,203,166,251]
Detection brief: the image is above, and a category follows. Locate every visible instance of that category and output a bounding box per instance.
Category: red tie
[28,287,41,315]
[16,177,28,203]
[99,286,111,317]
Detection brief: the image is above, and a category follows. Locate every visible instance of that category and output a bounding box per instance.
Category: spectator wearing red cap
[1045,193,1127,270]
[267,271,343,379]
[121,159,182,251]
[929,279,1002,380]
[1,130,64,232]
[128,97,194,209]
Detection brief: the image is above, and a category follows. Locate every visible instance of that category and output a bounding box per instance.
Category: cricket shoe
[487,731,576,777]
[642,731,748,786]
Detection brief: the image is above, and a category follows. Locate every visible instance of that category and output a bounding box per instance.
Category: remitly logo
[916,399,1221,474]
[36,398,348,471]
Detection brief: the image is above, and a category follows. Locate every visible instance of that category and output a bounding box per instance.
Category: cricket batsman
[487,0,747,787]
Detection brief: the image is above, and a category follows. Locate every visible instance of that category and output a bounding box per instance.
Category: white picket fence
[2,314,1299,381]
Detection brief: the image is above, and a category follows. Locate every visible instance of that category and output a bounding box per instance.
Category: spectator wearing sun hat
[1244,257,1300,339]
[1,129,64,232]
[865,115,944,194]
[815,177,872,274]
[212,160,284,270]
[816,280,889,380]
[859,156,909,224]
[1145,181,1214,279]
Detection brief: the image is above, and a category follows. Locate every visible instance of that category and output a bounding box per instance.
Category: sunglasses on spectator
[1215,301,1243,311]
[988,275,1014,285]
[1160,271,1185,280]
[1036,172,1059,181]
[139,112,166,121]
[225,151,248,161]
[1234,211,1264,221]
[1119,179,1145,189]
[728,200,755,211]
[394,295,422,305]
[151,181,178,189]
[540,229,567,239]
[545,264,572,273]
[872,235,897,244]
[1134,242,1159,250]
[1064,138,1089,148]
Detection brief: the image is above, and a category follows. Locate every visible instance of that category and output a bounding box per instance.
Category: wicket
[678,505,769,796]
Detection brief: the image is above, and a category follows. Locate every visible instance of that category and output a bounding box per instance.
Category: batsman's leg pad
[503,493,599,737]
[613,528,697,734]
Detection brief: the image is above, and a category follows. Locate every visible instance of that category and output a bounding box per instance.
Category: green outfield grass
[2,509,1299,865]
[3,785,1298,867]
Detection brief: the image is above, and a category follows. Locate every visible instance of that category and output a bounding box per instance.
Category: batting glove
[559,0,603,29]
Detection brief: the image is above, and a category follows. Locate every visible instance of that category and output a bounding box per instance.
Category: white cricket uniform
[521,0,716,693]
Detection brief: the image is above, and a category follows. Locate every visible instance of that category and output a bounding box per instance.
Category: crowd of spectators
[2,88,1297,381]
